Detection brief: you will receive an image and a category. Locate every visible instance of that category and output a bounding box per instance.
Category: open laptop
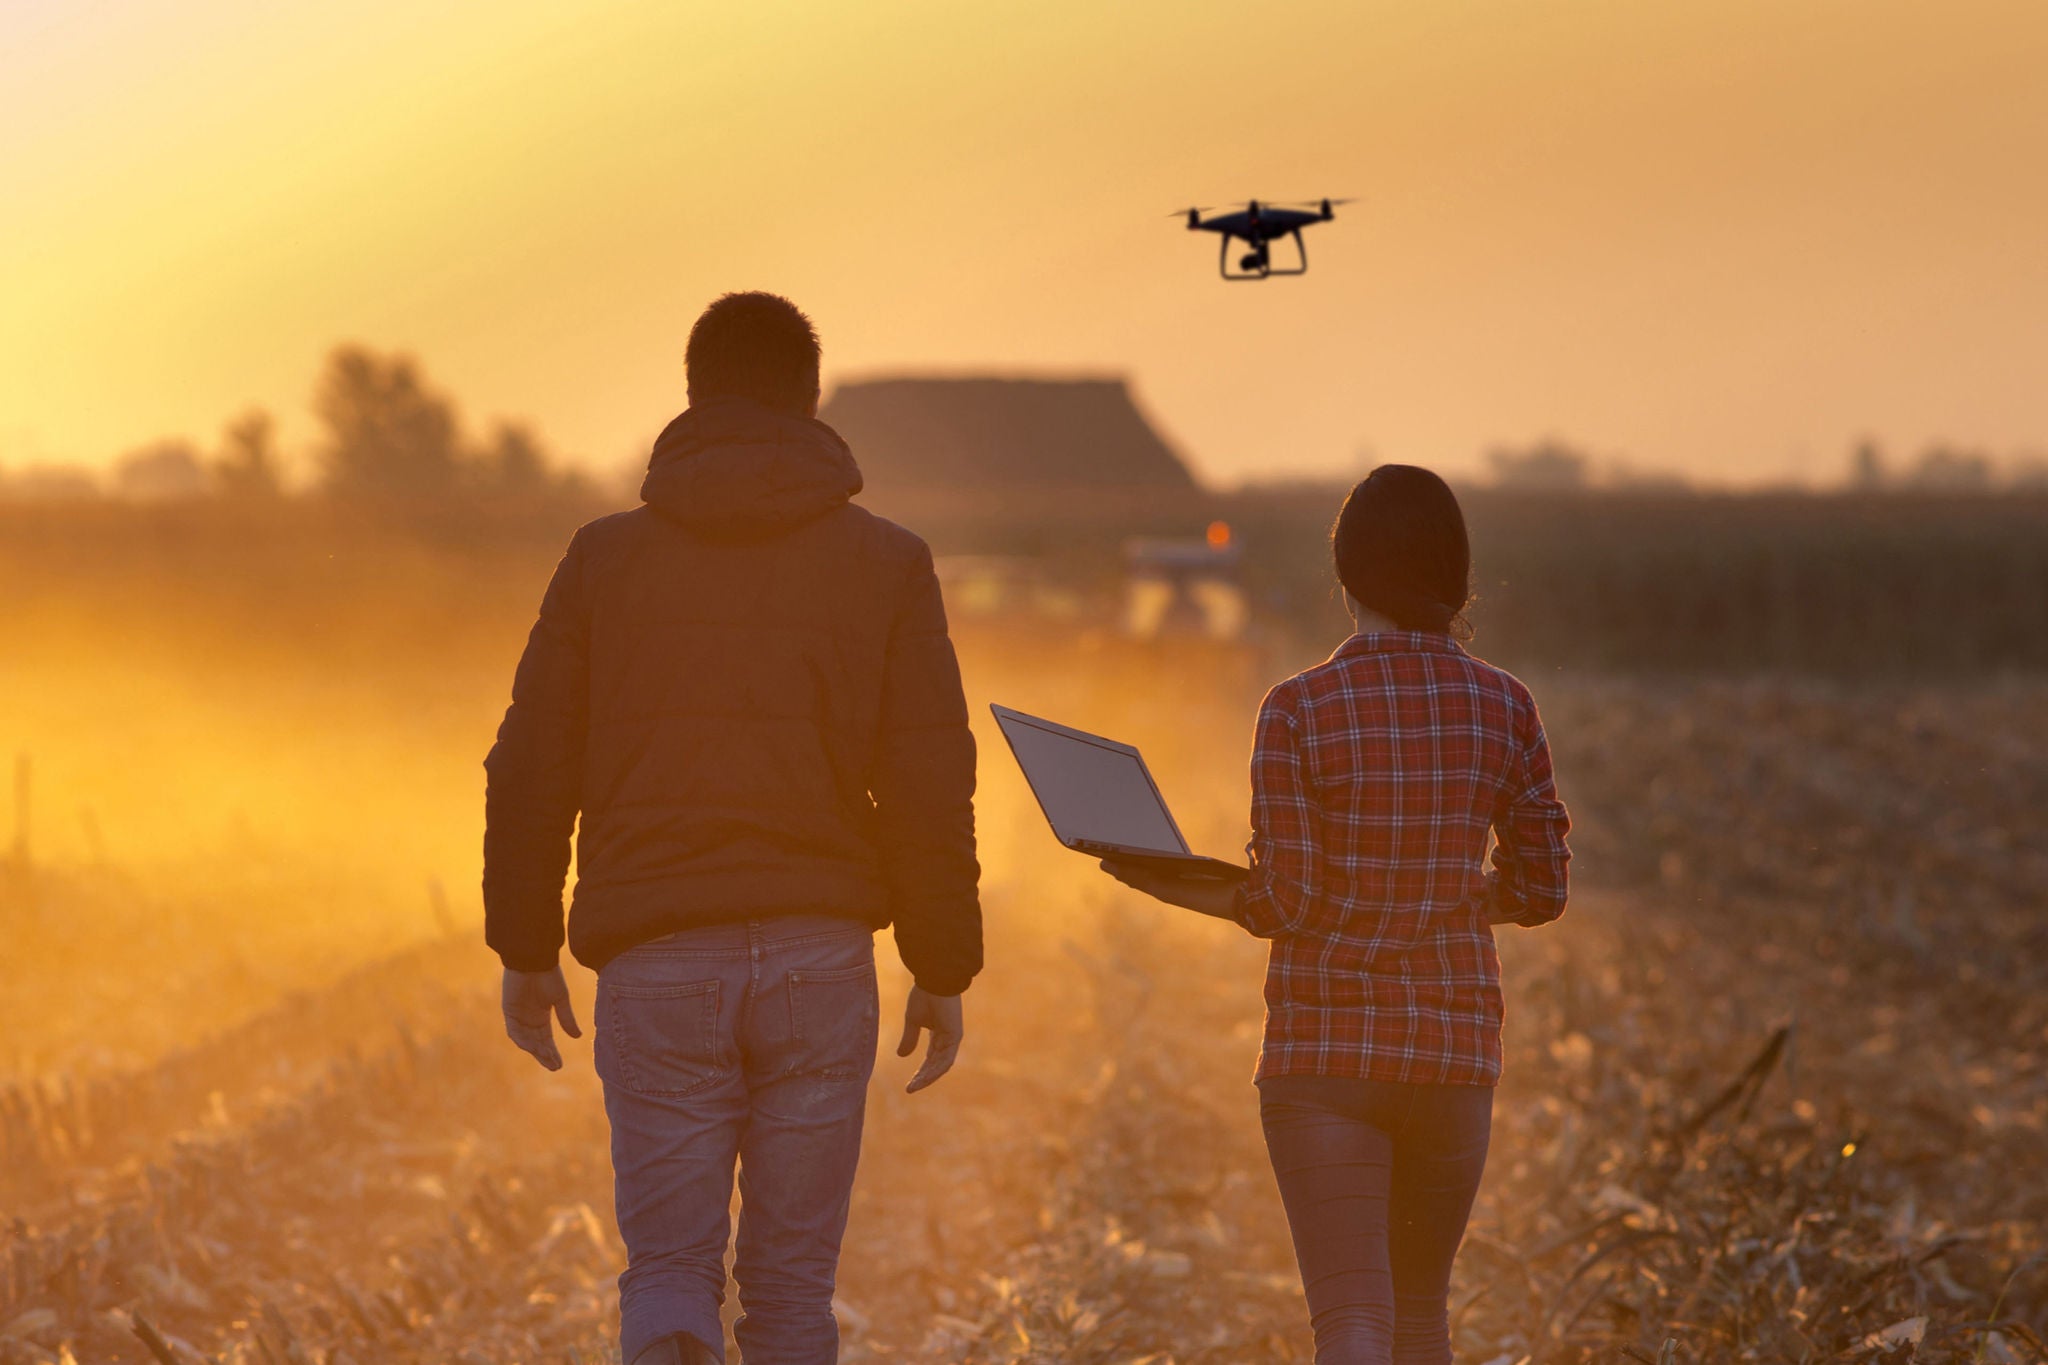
[990,703,1249,881]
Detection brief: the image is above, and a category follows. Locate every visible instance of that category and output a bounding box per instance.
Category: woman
[1103,465,1570,1365]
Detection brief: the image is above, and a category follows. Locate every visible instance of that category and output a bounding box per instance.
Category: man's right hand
[896,986,964,1094]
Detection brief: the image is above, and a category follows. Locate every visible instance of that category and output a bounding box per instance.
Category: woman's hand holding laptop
[1098,858,1243,920]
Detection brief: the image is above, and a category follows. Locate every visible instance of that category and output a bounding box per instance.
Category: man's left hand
[502,965,581,1071]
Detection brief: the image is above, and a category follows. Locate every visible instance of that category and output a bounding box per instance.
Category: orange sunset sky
[3,0,2045,488]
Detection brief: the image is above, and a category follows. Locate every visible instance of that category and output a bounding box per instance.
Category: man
[482,292,981,1365]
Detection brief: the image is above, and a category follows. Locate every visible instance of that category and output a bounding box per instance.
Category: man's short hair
[685,292,821,415]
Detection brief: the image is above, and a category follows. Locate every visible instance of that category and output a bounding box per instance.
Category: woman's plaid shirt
[1232,631,1570,1086]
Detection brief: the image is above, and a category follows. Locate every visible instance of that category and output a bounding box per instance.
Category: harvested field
[3,636,2043,1363]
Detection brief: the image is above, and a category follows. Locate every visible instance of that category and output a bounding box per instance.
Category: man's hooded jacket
[483,397,982,996]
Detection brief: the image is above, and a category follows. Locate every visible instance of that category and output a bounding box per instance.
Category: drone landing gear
[1219,229,1308,280]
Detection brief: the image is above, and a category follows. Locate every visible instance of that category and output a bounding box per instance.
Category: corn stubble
[2,666,2042,1364]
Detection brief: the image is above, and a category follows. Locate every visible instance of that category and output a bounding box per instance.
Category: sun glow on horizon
[4,0,2047,488]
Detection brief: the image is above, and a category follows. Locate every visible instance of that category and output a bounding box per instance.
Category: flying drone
[1174,198,1353,280]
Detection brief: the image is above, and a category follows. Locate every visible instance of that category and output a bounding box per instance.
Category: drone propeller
[1275,197,1357,208]
[1167,205,1222,218]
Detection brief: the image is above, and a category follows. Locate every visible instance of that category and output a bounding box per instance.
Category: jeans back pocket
[785,962,879,1080]
[597,978,726,1097]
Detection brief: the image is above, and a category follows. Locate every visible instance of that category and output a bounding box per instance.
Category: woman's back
[1235,629,1569,1087]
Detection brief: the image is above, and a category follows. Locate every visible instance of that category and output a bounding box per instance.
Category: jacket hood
[640,397,862,538]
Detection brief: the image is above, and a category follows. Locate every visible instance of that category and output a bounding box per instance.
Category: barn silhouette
[819,377,1202,504]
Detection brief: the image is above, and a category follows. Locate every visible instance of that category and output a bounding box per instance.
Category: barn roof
[820,376,1199,496]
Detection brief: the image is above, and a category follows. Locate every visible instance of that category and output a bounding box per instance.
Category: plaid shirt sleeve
[1233,686,1321,940]
[1486,691,1571,927]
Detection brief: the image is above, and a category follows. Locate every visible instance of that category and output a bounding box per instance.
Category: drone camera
[1180,197,1339,279]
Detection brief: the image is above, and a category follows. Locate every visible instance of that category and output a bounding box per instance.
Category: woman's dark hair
[685,291,821,415]
[1331,464,1472,635]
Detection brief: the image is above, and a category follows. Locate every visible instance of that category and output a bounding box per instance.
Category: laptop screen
[993,709,1189,855]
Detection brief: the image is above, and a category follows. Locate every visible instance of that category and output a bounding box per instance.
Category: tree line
[0,346,600,505]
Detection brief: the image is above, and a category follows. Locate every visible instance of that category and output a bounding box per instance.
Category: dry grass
[1,560,2043,1363]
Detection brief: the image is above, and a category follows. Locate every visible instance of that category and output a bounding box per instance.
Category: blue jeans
[1258,1076,1493,1365]
[596,916,879,1365]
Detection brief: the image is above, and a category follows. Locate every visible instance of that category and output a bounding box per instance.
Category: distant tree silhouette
[1905,444,1994,493]
[1603,460,1693,494]
[314,346,462,500]
[1844,437,2048,494]
[1848,437,1887,491]
[0,465,98,501]
[214,409,282,499]
[1488,440,1589,492]
[479,421,551,497]
[114,441,208,500]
